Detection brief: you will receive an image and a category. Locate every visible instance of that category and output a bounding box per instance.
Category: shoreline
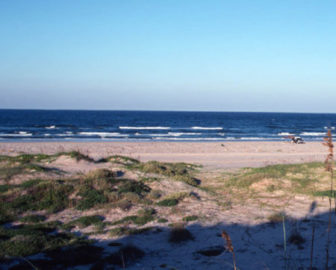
[0,141,326,168]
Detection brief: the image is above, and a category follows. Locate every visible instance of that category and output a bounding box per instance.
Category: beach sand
[1,141,334,269]
[0,141,326,168]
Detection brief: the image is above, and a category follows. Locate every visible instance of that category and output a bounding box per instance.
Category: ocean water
[0,110,335,142]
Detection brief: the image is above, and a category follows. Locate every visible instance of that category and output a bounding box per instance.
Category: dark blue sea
[0,110,335,142]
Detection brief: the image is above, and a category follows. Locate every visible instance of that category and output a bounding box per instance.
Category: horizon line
[1,108,336,115]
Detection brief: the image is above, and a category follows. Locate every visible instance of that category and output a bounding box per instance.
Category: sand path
[0,141,326,168]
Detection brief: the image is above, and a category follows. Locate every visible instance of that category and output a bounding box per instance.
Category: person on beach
[285,135,304,144]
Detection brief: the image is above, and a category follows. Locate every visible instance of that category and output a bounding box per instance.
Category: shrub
[76,187,108,210]
[20,215,46,223]
[157,218,168,223]
[118,180,151,195]
[182,215,198,222]
[71,215,104,228]
[8,182,74,213]
[157,199,178,207]
[86,169,116,180]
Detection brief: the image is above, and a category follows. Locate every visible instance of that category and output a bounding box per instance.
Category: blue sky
[0,0,335,112]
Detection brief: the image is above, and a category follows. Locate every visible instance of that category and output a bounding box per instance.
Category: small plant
[71,215,104,228]
[20,215,46,223]
[182,215,198,222]
[221,231,237,270]
[157,218,168,223]
[268,212,285,224]
[157,198,179,207]
[323,129,334,269]
[62,151,94,162]
[157,192,189,207]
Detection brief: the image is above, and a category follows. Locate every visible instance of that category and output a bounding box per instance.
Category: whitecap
[278,132,294,136]
[167,132,202,136]
[191,127,223,130]
[78,132,128,137]
[119,126,170,130]
[300,132,325,136]
[0,132,32,137]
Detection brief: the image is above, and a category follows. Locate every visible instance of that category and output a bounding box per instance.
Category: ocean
[0,110,335,142]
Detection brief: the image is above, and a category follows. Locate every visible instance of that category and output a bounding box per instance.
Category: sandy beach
[0,141,327,169]
[1,141,335,269]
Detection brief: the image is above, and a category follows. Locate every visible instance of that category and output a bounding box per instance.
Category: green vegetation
[20,214,46,223]
[70,215,104,228]
[4,182,74,214]
[268,212,286,224]
[58,151,94,162]
[157,192,189,207]
[135,161,200,186]
[313,190,336,198]
[112,208,156,226]
[108,155,140,166]
[222,162,330,199]
[76,187,108,210]
[157,198,179,207]
[182,215,198,222]
[157,218,168,223]
[0,222,88,259]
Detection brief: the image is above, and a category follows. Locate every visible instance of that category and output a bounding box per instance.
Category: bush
[71,215,104,228]
[157,199,178,207]
[8,182,74,213]
[20,215,46,223]
[157,218,168,223]
[86,169,116,180]
[182,215,198,222]
[118,180,151,195]
[76,187,108,210]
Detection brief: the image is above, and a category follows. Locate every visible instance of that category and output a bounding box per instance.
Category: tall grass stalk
[310,224,315,270]
[323,129,334,270]
[222,231,237,270]
[282,214,287,268]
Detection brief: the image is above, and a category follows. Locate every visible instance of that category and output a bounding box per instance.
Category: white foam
[79,132,128,137]
[0,132,32,137]
[240,137,266,140]
[278,132,294,136]
[119,126,170,130]
[153,137,224,141]
[217,133,225,136]
[191,127,223,130]
[300,132,325,136]
[168,132,202,136]
[45,125,56,129]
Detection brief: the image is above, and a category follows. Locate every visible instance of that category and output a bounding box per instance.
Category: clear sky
[0,0,335,112]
